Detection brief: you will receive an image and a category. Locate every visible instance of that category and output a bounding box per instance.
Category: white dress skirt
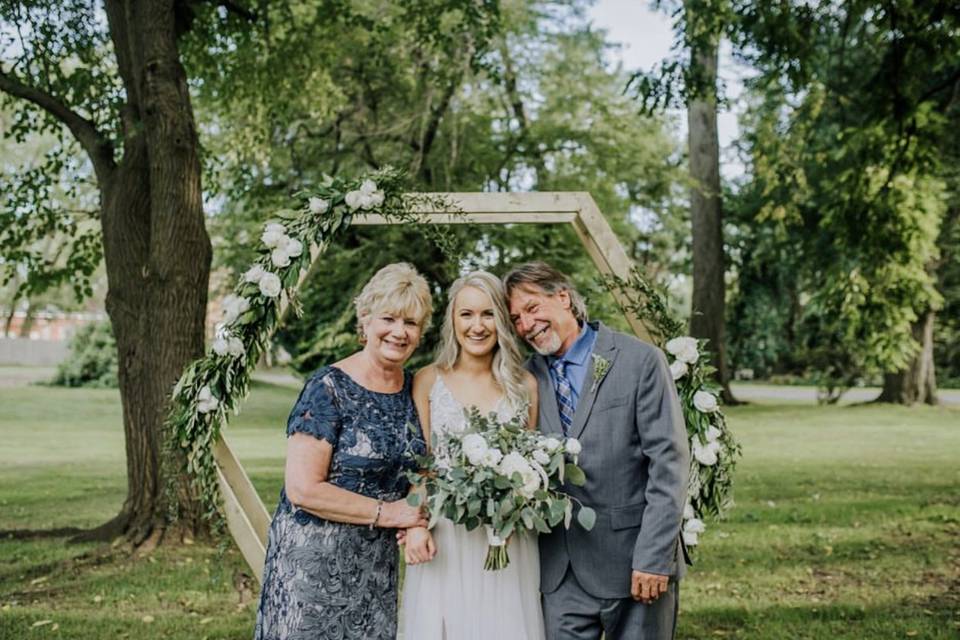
[400,376,546,640]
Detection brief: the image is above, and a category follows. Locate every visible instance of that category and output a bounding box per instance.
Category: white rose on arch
[308,197,329,214]
[258,272,283,298]
[670,359,688,381]
[665,336,700,365]
[692,438,721,466]
[346,179,385,210]
[682,517,706,546]
[196,385,220,414]
[271,247,292,268]
[261,222,287,249]
[212,334,243,358]
[243,264,266,284]
[693,389,719,413]
[221,294,250,325]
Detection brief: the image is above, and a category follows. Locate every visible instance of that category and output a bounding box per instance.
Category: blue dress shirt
[547,321,598,412]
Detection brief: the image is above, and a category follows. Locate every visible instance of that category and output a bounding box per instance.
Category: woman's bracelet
[370,499,384,530]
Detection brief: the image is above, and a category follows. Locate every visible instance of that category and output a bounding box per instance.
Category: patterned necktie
[551,359,575,436]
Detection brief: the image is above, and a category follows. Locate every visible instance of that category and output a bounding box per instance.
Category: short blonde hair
[355,263,433,335]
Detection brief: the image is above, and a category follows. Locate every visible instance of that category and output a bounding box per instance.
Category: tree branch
[0,70,116,182]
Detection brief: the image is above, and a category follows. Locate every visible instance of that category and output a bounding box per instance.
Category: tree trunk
[877,309,938,405]
[74,0,212,545]
[686,29,736,403]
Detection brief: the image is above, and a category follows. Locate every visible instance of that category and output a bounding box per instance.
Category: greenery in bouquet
[408,408,596,570]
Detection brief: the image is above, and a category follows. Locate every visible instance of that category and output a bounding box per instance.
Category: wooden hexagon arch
[215,192,654,580]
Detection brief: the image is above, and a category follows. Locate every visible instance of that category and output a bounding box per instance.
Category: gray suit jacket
[530,322,690,599]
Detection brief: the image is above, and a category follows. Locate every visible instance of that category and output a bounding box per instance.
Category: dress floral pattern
[255,366,425,640]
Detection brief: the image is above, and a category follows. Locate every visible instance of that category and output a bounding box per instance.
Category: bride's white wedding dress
[400,375,545,640]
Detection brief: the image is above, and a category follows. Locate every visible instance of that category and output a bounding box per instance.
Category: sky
[587,0,747,177]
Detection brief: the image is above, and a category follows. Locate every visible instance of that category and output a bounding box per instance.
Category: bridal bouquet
[408,408,596,570]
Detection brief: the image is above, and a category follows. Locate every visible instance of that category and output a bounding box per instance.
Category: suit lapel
[531,355,564,436]
[571,323,619,440]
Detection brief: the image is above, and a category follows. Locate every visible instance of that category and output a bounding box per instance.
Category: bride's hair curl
[434,271,529,417]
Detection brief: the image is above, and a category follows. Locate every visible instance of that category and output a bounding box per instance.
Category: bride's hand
[404,527,436,565]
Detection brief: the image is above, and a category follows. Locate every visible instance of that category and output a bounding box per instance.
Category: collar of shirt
[547,322,598,402]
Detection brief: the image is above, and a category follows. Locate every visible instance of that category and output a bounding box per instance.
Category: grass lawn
[1,381,958,639]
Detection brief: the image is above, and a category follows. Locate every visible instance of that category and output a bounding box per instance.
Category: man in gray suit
[504,262,690,640]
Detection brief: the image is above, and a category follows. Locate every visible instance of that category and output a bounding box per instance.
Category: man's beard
[528,327,562,356]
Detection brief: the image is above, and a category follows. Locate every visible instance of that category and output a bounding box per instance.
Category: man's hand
[631,571,669,604]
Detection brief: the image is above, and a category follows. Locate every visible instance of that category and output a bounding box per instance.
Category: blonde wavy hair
[435,271,529,415]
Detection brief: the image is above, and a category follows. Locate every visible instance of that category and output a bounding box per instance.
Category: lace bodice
[429,374,513,435]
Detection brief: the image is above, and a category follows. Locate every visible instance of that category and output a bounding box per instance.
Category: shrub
[51,321,118,388]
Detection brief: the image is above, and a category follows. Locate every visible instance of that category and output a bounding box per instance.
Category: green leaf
[577,505,597,531]
[565,463,586,486]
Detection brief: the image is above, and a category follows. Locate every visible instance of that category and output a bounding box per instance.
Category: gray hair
[435,271,529,416]
[502,261,587,322]
[354,262,433,336]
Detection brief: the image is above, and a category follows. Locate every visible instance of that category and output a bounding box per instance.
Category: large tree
[631,0,737,402]
[1,0,213,544]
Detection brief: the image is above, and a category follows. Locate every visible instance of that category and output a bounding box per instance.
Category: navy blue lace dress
[254,366,425,640]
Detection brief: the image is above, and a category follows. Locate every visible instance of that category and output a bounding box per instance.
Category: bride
[400,270,545,640]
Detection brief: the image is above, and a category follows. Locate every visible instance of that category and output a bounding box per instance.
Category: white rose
[705,425,723,442]
[258,272,282,298]
[541,437,562,453]
[682,529,699,546]
[227,336,245,358]
[666,336,700,364]
[565,438,582,456]
[683,501,695,520]
[684,517,706,534]
[196,385,219,414]
[532,449,551,465]
[461,433,489,466]
[359,179,378,195]
[363,190,385,209]
[308,197,329,214]
[693,390,719,413]
[271,247,291,268]
[261,223,287,248]
[221,294,250,325]
[670,359,688,380]
[280,237,303,258]
[480,448,503,468]
[518,467,541,498]
[344,189,364,210]
[212,336,230,356]
[497,451,529,478]
[692,439,719,466]
[243,264,266,284]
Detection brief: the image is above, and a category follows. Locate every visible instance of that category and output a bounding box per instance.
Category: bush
[51,321,118,388]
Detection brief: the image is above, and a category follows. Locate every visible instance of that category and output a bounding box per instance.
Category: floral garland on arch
[167,167,454,525]
[603,270,740,552]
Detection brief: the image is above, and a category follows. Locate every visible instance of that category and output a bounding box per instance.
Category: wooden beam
[572,194,655,344]
[214,436,269,581]
[352,212,578,225]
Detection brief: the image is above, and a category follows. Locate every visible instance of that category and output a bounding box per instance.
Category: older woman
[255,263,432,640]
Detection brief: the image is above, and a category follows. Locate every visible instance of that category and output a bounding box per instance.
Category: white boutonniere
[590,354,611,394]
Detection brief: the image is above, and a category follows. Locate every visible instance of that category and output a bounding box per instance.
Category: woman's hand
[378,498,428,529]
[403,527,436,565]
